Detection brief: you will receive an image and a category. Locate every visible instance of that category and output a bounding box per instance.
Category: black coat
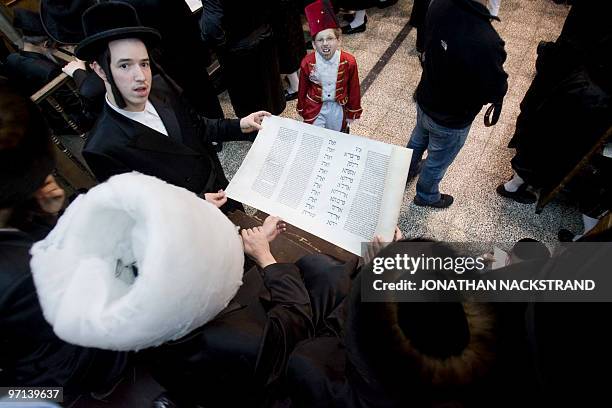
[409,0,432,53]
[200,0,286,116]
[287,274,533,408]
[272,0,307,74]
[0,229,127,392]
[416,0,508,128]
[82,76,248,197]
[146,254,355,407]
[3,51,96,133]
[72,68,106,119]
[509,64,611,191]
[200,0,273,48]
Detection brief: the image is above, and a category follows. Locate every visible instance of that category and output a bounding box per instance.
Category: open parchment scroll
[226,116,412,255]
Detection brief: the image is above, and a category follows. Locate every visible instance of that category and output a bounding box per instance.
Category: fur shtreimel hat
[75,1,160,60]
[0,79,54,208]
[345,241,497,403]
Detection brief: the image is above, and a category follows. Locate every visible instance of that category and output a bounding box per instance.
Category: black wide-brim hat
[40,0,95,45]
[75,1,161,61]
[13,8,46,37]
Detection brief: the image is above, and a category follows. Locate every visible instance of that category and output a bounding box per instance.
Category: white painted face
[313,28,340,60]
[108,38,152,112]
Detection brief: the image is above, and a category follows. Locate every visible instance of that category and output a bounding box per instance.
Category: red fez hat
[305,0,339,39]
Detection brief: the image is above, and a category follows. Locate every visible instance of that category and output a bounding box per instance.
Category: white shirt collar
[105,94,168,136]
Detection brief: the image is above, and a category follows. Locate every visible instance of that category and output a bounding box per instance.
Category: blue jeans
[407,105,472,203]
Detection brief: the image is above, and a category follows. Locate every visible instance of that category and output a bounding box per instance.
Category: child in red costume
[297,0,362,132]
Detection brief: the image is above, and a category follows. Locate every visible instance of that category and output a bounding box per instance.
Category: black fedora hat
[75,1,161,61]
[40,0,96,45]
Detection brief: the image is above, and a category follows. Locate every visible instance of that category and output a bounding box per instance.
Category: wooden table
[228,210,358,265]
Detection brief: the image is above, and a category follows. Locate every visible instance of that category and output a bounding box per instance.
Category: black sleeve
[200,0,227,48]
[197,116,256,143]
[481,38,509,105]
[72,70,105,97]
[72,69,105,116]
[82,150,132,182]
[72,69,88,87]
[254,263,314,386]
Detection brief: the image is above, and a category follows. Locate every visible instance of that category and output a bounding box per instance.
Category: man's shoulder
[432,0,502,41]
[150,75,181,100]
[463,26,506,62]
[84,108,129,151]
[148,75,192,114]
[301,52,316,66]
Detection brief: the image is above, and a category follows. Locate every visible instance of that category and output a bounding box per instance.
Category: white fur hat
[30,172,244,351]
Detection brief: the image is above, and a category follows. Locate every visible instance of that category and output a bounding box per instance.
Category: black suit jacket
[83,76,248,195]
[145,263,312,407]
[147,254,355,407]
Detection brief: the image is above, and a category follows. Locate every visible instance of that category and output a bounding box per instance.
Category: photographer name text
[373,279,595,292]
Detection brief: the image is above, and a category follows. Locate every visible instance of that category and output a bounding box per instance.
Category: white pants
[313,101,344,131]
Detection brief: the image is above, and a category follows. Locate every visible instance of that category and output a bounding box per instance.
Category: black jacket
[0,229,127,391]
[83,76,248,195]
[72,68,105,119]
[200,0,273,49]
[147,254,355,407]
[416,0,508,128]
[200,0,286,117]
[510,65,612,190]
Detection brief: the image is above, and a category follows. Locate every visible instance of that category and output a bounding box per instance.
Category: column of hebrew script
[343,151,390,240]
[226,116,412,255]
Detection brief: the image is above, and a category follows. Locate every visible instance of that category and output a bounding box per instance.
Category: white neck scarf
[30,173,244,351]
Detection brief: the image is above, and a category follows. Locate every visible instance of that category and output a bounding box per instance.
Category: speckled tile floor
[218,0,583,251]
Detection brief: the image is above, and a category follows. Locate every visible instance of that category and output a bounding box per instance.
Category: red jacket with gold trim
[297,50,362,129]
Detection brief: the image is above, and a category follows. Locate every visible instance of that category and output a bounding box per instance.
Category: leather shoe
[343,14,367,24]
[558,228,576,242]
[342,21,366,35]
[496,183,536,204]
[414,193,454,208]
[212,141,223,152]
[342,12,355,23]
[284,89,298,101]
[377,0,399,8]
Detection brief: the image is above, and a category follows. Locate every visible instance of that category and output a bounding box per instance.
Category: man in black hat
[0,77,128,399]
[285,238,531,408]
[76,1,269,210]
